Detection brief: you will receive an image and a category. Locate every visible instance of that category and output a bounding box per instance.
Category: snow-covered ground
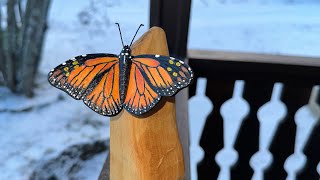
[1,0,320,179]
[189,1,320,57]
[0,85,109,179]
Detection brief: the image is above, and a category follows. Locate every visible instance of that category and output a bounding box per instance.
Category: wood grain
[110,27,185,180]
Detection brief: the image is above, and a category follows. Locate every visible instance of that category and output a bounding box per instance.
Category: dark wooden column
[150,0,191,59]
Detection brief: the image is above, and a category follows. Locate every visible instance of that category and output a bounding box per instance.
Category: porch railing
[188,49,320,179]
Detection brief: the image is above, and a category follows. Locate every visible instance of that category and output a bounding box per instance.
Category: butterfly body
[119,45,133,104]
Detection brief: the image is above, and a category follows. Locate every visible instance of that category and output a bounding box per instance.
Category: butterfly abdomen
[119,46,132,104]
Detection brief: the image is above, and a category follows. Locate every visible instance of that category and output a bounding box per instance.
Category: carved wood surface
[110,27,185,180]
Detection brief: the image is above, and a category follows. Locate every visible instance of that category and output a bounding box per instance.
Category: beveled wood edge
[98,152,110,180]
[188,49,320,67]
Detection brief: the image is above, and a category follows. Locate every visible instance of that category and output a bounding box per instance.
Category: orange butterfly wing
[123,55,193,115]
[83,63,122,116]
[48,54,122,116]
[123,63,161,115]
[132,55,193,96]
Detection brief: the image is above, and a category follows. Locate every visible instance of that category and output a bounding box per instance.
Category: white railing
[189,78,320,180]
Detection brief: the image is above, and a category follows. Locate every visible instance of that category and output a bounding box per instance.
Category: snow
[1,0,320,179]
[73,153,107,180]
[0,84,109,179]
[41,0,149,74]
[189,2,320,57]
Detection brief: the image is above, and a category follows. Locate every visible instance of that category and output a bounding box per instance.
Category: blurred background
[0,0,320,179]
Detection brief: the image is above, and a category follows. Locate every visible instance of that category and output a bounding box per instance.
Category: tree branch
[0,3,4,75]
[18,0,51,96]
[16,0,24,50]
[0,3,3,53]
[7,0,18,53]
[18,0,24,25]
[3,0,18,91]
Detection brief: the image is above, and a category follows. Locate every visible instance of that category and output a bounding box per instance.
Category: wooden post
[110,27,185,179]
[150,2,192,178]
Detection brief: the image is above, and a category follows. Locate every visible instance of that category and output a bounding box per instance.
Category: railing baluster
[197,78,234,179]
[189,78,213,180]
[296,86,320,179]
[285,86,320,180]
[250,83,287,180]
[298,124,320,179]
[266,83,313,179]
[231,81,274,179]
[216,80,249,180]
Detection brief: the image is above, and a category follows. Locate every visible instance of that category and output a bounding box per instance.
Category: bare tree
[0,0,51,97]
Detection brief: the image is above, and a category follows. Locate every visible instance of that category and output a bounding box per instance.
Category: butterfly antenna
[115,23,124,46]
[130,24,144,47]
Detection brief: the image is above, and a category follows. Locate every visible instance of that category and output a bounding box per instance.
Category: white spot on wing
[155,54,160,58]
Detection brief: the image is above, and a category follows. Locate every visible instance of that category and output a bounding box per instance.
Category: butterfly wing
[132,55,193,96]
[123,63,161,115]
[123,54,193,115]
[83,62,122,116]
[48,53,122,116]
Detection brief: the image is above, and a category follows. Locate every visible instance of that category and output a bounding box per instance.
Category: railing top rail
[188,49,320,67]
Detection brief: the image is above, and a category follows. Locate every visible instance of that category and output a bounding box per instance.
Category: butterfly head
[121,45,131,56]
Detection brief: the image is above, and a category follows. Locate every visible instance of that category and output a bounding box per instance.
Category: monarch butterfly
[48,24,193,117]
